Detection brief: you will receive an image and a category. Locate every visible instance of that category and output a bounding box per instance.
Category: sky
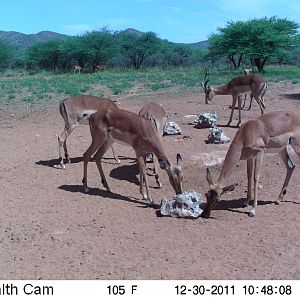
[1,0,300,43]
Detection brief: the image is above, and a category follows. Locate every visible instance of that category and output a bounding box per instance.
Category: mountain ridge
[0,29,208,50]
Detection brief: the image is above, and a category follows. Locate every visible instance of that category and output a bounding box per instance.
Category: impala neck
[212,84,231,95]
[217,137,243,188]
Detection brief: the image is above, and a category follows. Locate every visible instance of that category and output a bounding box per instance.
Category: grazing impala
[82,108,183,204]
[73,65,82,74]
[138,102,167,187]
[201,111,300,218]
[202,69,267,127]
[56,95,120,169]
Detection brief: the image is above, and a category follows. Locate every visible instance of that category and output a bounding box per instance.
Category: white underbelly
[109,129,135,148]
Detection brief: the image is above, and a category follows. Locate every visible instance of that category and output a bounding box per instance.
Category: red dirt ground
[0,82,299,280]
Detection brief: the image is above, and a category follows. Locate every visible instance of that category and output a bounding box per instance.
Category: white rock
[160,191,203,218]
[195,112,217,128]
[207,127,230,144]
[163,121,182,135]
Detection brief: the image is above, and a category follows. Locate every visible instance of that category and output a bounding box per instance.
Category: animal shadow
[281,93,300,100]
[58,184,158,208]
[110,162,140,186]
[35,157,83,168]
[215,197,274,215]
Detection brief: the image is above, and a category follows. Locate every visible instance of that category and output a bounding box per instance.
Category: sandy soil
[0,81,299,280]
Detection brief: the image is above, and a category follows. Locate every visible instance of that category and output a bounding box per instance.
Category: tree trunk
[237,55,243,67]
[253,57,268,72]
[228,55,237,68]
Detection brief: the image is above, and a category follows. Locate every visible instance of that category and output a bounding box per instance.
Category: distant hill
[183,40,209,50]
[119,28,209,49]
[0,30,68,50]
[0,28,208,50]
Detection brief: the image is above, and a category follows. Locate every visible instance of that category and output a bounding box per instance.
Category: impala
[73,65,82,74]
[93,64,106,72]
[201,111,300,218]
[82,108,183,204]
[138,102,167,188]
[56,95,120,169]
[202,69,267,127]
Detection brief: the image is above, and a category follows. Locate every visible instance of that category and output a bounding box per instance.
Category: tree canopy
[208,17,299,71]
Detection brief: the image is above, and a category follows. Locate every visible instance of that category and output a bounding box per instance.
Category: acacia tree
[208,21,247,68]
[119,31,160,69]
[208,17,299,71]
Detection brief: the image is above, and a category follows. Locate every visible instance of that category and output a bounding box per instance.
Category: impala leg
[276,147,295,204]
[227,95,238,126]
[250,152,264,217]
[248,94,253,110]
[245,157,254,206]
[137,155,153,204]
[57,123,78,169]
[94,139,114,192]
[254,96,265,115]
[237,95,242,127]
[260,87,266,109]
[110,144,121,164]
[82,134,106,193]
[152,154,162,188]
[241,94,247,110]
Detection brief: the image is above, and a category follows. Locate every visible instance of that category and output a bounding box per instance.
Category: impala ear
[222,183,238,194]
[206,167,214,185]
[176,153,182,167]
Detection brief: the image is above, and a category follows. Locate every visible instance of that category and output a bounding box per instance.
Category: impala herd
[56,68,300,218]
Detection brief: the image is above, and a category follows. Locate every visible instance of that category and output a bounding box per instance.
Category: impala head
[201,69,214,104]
[159,153,183,195]
[201,168,237,218]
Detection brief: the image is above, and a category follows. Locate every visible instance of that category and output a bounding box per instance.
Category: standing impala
[201,111,300,218]
[202,70,267,127]
[56,95,120,169]
[82,108,183,204]
[138,102,167,188]
[73,65,82,74]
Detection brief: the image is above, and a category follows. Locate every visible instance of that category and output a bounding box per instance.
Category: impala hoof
[148,199,154,206]
[249,209,255,217]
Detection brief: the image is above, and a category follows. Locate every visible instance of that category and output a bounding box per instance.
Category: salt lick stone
[207,127,230,144]
[163,121,182,135]
[160,191,203,218]
[195,112,217,128]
